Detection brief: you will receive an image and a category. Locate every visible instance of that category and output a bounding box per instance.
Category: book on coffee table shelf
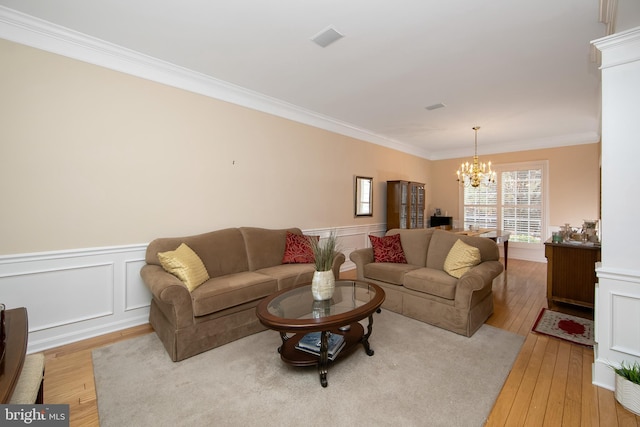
[296,341,345,361]
[295,332,345,360]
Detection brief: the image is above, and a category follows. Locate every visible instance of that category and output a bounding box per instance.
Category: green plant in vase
[613,361,640,385]
[611,360,640,416]
[310,231,340,301]
[311,231,339,272]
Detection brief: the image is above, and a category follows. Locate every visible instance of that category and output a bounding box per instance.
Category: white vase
[311,270,335,301]
[615,374,640,416]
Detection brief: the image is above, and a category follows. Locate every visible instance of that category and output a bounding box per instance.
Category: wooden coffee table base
[277,313,377,387]
[256,281,385,388]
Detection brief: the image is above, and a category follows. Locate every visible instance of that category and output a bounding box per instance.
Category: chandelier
[456,126,496,188]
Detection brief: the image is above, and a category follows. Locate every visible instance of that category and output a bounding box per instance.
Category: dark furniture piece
[256,280,385,387]
[430,216,452,228]
[544,240,601,309]
[386,180,425,230]
[481,230,511,270]
[0,307,28,403]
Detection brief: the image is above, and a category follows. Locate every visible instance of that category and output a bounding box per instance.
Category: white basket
[615,374,640,416]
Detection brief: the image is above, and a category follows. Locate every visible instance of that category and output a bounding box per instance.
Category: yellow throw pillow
[444,239,481,279]
[157,243,210,291]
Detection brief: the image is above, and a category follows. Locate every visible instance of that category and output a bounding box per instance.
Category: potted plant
[310,231,339,301]
[612,360,640,415]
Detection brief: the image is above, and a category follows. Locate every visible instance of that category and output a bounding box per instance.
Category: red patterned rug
[532,308,594,347]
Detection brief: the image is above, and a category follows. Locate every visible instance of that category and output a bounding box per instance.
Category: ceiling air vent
[425,103,446,111]
[311,26,344,48]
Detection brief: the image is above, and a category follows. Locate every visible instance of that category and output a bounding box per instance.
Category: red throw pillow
[369,234,407,263]
[282,231,319,264]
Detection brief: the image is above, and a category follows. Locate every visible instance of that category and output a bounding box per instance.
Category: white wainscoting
[0,224,387,353]
[0,245,150,353]
[593,265,640,390]
[503,243,546,264]
[305,224,387,273]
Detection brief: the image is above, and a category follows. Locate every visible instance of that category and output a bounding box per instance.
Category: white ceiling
[0,1,608,159]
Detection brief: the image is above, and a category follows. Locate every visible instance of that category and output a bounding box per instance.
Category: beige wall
[0,38,601,256]
[0,39,431,255]
[430,143,601,229]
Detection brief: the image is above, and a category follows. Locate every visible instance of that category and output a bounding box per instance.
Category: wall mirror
[355,176,373,217]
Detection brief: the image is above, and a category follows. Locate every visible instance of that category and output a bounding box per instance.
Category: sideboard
[544,240,601,310]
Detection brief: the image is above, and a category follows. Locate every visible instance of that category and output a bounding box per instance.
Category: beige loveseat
[141,227,345,361]
[349,228,503,337]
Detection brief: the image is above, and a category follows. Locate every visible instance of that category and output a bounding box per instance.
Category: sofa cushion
[364,262,420,285]
[256,264,315,290]
[404,268,458,300]
[386,228,433,267]
[426,229,499,270]
[282,231,318,264]
[157,243,210,291]
[444,239,482,278]
[241,227,302,271]
[191,272,277,316]
[369,234,407,263]
[147,228,249,278]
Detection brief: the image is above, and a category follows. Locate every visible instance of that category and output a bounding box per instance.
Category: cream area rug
[93,310,524,427]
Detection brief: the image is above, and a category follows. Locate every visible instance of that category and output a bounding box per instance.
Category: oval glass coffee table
[256,280,385,387]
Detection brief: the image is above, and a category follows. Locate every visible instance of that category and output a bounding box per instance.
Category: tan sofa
[141,227,345,361]
[349,228,503,337]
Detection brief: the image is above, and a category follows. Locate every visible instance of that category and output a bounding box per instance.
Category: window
[501,169,543,243]
[463,180,497,230]
[461,161,548,245]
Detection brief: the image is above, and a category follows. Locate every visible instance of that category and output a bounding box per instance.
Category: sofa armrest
[349,248,374,280]
[140,264,194,329]
[454,260,504,309]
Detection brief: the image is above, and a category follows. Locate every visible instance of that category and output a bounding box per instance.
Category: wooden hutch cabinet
[386,181,425,230]
[544,240,601,310]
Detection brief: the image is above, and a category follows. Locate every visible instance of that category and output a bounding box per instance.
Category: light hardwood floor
[41,259,639,426]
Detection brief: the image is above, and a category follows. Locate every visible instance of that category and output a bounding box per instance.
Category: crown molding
[428,131,601,161]
[592,26,640,69]
[0,6,432,160]
[599,0,618,35]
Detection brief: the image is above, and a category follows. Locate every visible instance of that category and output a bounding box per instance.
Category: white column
[592,27,640,390]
